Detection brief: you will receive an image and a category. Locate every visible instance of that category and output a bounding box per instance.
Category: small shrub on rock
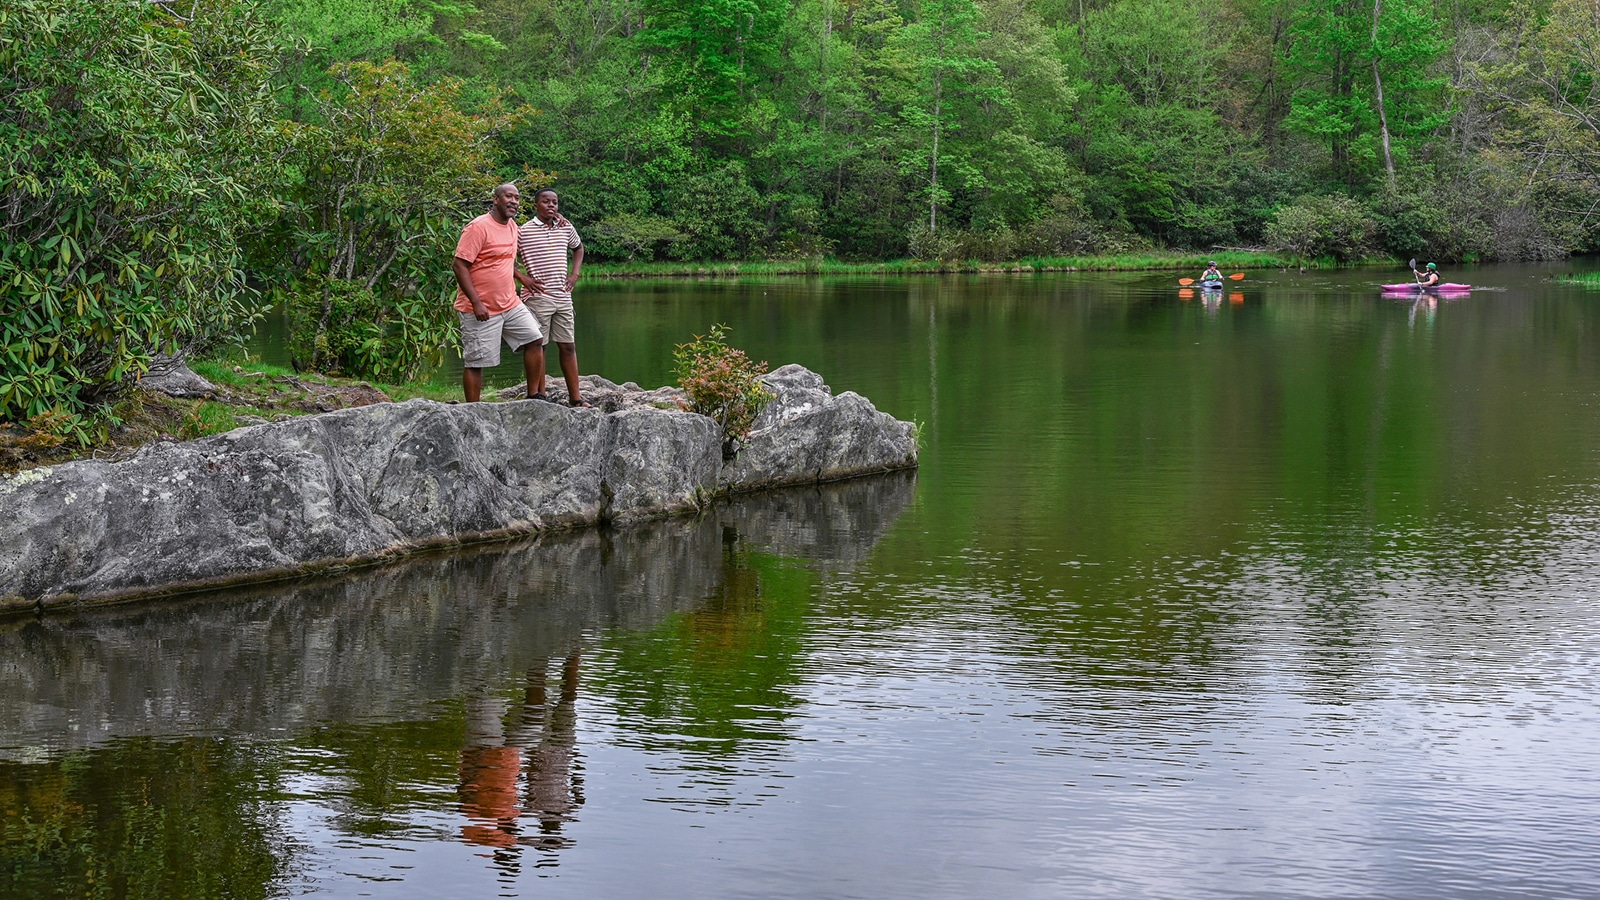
[672,325,774,455]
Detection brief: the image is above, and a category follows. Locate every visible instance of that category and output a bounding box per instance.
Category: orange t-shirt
[454,214,521,314]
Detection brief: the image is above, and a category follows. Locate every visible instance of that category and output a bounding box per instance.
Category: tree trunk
[820,0,831,134]
[1372,0,1396,186]
[1333,48,1352,185]
[930,70,942,233]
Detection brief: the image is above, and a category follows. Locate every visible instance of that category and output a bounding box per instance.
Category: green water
[6,265,1600,898]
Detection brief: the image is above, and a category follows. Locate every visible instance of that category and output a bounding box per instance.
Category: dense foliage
[270,60,526,381]
[7,0,1600,423]
[0,0,285,429]
[255,0,1600,266]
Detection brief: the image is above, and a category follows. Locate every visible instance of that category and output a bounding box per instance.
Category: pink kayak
[1381,282,1471,292]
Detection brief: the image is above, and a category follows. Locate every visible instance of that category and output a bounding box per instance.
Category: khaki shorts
[526,294,576,345]
[459,303,543,368]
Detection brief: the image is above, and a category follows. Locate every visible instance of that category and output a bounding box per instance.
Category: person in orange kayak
[1200,261,1223,284]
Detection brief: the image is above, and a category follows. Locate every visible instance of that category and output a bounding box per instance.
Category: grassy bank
[586,251,1300,279]
[1559,271,1600,287]
[0,358,468,475]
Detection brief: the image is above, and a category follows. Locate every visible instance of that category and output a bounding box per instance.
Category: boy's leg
[523,341,547,398]
[556,342,581,404]
[463,367,484,403]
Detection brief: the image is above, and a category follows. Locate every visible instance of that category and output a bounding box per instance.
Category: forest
[253,0,1600,263]
[4,0,1600,425]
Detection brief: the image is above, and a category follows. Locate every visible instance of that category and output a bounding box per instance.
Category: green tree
[0,0,286,428]
[1067,0,1261,245]
[1283,0,1449,187]
[892,0,998,233]
[1467,0,1600,254]
[637,0,788,145]
[272,60,526,380]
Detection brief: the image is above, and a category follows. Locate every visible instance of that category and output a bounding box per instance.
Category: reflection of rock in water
[0,471,915,759]
[721,468,916,569]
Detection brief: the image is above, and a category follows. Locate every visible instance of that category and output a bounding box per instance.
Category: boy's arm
[515,257,540,292]
[515,233,545,294]
[566,246,584,295]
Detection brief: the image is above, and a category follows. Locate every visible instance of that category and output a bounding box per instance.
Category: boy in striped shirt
[515,187,589,407]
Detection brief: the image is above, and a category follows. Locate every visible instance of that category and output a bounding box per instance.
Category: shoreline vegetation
[584,251,1305,279]
[0,251,1365,475]
[0,251,1587,475]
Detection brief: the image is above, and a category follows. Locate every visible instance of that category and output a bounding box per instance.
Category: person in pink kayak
[1413,261,1441,286]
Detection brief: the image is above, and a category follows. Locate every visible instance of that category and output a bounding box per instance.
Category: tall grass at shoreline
[1559,271,1600,287]
[585,251,1307,279]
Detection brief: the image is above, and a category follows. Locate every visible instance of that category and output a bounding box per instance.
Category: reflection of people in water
[523,651,583,848]
[458,650,584,866]
[459,691,521,855]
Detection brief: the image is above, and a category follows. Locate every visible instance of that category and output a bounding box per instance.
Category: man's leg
[556,342,582,404]
[460,310,504,402]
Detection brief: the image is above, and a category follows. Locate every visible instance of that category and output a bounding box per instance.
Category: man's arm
[566,245,584,295]
[454,256,490,321]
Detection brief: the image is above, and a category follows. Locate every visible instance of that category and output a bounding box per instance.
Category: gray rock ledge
[0,365,917,611]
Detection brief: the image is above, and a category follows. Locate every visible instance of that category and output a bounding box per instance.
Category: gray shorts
[526,294,576,345]
[460,303,543,368]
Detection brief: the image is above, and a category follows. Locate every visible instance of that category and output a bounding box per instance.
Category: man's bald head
[489,183,521,223]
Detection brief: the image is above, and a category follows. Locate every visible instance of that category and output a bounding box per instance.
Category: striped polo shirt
[517,216,583,303]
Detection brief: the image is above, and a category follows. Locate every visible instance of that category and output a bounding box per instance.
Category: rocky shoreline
[0,471,916,757]
[0,366,918,612]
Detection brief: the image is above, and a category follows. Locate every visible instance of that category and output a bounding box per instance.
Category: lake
[5,264,1600,898]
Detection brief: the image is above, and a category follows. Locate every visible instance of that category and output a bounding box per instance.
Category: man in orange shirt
[453,183,546,402]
